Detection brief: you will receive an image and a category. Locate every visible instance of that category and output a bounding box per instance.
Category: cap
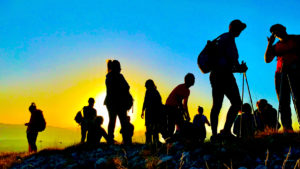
[230,19,247,31]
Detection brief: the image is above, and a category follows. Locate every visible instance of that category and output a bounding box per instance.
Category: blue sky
[1,0,300,129]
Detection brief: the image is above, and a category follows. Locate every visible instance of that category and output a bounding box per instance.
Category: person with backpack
[81,97,97,143]
[141,79,163,145]
[208,20,248,141]
[165,73,195,139]
[104,60,132,144]
[265,24,300,133]
[193,106,211,143]
[25,103,46,152]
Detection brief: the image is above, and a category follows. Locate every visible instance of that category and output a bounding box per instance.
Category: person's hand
[267,33,276,44]
[239,61,248,73]
[141,112,144,119]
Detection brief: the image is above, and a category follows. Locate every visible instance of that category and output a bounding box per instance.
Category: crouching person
[120,116,134,145]
[233,103,255,139]
[87,116,108,144]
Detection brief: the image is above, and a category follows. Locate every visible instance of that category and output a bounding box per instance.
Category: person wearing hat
[265,24,300,132]
[209,19,248,141]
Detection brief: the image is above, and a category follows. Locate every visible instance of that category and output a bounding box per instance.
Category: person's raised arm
[265,33,276,63]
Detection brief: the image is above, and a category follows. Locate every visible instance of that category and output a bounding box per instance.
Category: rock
[94,157,107,168]
[255,165,265,169]
[203,155,211,161]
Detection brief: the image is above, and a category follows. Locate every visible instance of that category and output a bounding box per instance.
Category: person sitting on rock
[87,116,108,144]
[233,103,255,139]
[120,116,134,145]
[256,99,281,131]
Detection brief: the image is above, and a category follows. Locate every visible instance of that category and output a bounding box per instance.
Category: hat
[270,24,286,34]
[230,19,247,31]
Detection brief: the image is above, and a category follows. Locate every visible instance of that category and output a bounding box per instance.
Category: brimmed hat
[270,24,286,34]
[230,19,247,31]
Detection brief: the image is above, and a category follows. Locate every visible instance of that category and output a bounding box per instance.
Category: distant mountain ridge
[0,123,80,152]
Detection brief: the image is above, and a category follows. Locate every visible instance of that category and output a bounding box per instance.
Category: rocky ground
[5,133,300,169]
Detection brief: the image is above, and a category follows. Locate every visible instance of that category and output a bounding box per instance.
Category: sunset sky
[1,0,300,146]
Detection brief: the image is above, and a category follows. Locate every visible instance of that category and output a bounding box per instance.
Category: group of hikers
[25,19,300,152]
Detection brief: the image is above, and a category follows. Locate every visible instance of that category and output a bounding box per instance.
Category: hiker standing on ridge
[81,97,97,143]
[165,73,195,139]
[104,60,132,145]
[265,24,300,133]
[25,103,46,152]
[193,106,211,143]
[209,20,248,141]
[142,79,163,145]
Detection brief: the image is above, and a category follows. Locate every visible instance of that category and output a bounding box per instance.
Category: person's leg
[145,125,152,144]
[223,74,242,134]
[210,72,225,136]
[31,132,38,152]
[81,121,87,143]
[27,131,38,152]
[107,107,117,143]
[275,72,292,130]
[165,106,176,138]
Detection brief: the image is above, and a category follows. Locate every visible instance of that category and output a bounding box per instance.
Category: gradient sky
[1,0,300,141]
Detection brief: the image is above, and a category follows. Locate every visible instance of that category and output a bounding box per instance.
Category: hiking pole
[243,72,257,128]
[287,74,300,126]
[239,73,245,138]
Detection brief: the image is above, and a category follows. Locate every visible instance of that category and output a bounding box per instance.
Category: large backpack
[36,110,46,132]
[197,36,221,74]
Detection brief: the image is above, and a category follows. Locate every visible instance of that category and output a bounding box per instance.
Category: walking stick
[243,72,258,127]
[287,74,300,125]
[239,73,245,138]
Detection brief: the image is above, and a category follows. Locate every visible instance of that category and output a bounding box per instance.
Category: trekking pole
[243,72,257,127]
[287,74,300,125]
[239,73,245,138]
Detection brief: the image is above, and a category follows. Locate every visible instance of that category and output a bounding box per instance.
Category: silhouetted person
[81,97,97,143]
[256,99,280,131]
[25,103,46,152]
[165,73,195,138]
[193,106,211,143]
[104,60,132,144]
[233,103,255,139]
[209,20,248,140]
[87,116,108,144]
[141,79,163,145]
[265,24,300,133]
[120,116,134,145]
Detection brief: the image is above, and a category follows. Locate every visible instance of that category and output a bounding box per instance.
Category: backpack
[36,110,46,132]
[197,36,221,74]
[74,111,83,124]
[124,92,134,111]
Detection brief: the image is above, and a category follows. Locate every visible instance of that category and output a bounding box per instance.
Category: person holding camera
[209,20,248,141]
[264,24,300,133]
